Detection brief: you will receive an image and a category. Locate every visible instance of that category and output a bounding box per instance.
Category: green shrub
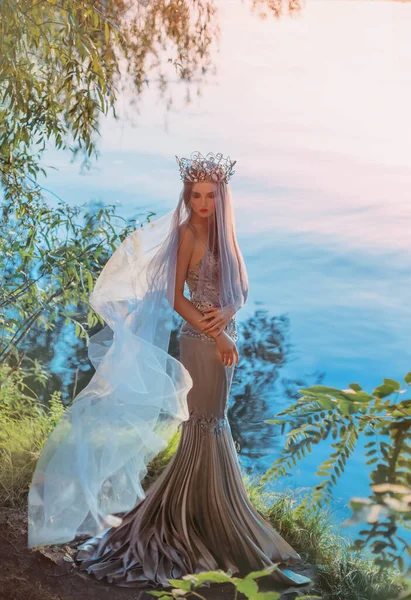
[0,362,65,506]
[245,477,403,600]
[261,372,411,591]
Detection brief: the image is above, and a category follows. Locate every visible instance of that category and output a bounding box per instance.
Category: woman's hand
[215,331,239,367]
[198,304,235,337]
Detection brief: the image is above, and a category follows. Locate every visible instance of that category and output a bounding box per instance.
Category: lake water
[38,0,411,538]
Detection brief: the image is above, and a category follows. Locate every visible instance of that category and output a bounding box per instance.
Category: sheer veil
[28,172,248,548]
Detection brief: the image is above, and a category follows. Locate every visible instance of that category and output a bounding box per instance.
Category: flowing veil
[28,175,248,548]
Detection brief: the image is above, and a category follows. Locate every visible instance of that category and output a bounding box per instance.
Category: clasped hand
[198,304,235,336]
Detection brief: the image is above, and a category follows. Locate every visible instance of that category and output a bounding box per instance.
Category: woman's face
[189,182,216,218]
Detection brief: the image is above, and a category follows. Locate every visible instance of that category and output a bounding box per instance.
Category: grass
[0,370,405,599]
[142,426,182,491]
[0,394,179,507]
[0,362,65,506]
[243,474,404,600]
[0,414,50,505]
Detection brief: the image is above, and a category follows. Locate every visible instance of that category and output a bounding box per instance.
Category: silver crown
[175,151,237,184]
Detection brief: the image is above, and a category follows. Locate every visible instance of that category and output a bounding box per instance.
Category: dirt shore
[0,507,314,600]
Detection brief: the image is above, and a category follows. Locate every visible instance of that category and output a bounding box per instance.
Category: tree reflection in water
[22,305,322,474]
[228,309,324,469]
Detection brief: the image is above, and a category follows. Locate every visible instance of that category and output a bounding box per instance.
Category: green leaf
[316,397,336,410]
[166,579,191,591]
[373,379,400,398]
[339,400,360,416]
[86,270,94,293]
[235,578,259,596]
[245,565,278,580]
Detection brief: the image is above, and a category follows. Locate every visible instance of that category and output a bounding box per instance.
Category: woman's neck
[189,216,210,230]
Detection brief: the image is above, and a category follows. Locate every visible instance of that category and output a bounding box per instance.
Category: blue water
[34,0,411,545]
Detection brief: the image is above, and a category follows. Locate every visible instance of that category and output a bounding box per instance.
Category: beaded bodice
[180,249,238,343]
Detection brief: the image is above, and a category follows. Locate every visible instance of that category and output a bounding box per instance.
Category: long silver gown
[76,240,307,589]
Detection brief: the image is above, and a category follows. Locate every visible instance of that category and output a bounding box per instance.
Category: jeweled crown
[175,151,236,184]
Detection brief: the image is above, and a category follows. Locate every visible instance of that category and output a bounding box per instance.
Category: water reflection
[22,313,95,405]
[230,310,294,459]
[22,306,322,477]
[7,0,411,538]
[228,309,323,469]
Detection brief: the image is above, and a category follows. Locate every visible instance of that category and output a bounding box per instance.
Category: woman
[28,152,310,589]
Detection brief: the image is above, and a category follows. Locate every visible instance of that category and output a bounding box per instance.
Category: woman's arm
[173,224,221,339]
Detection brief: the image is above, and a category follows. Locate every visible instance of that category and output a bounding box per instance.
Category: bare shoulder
[178,222,195,248]
[176,223,195,273]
